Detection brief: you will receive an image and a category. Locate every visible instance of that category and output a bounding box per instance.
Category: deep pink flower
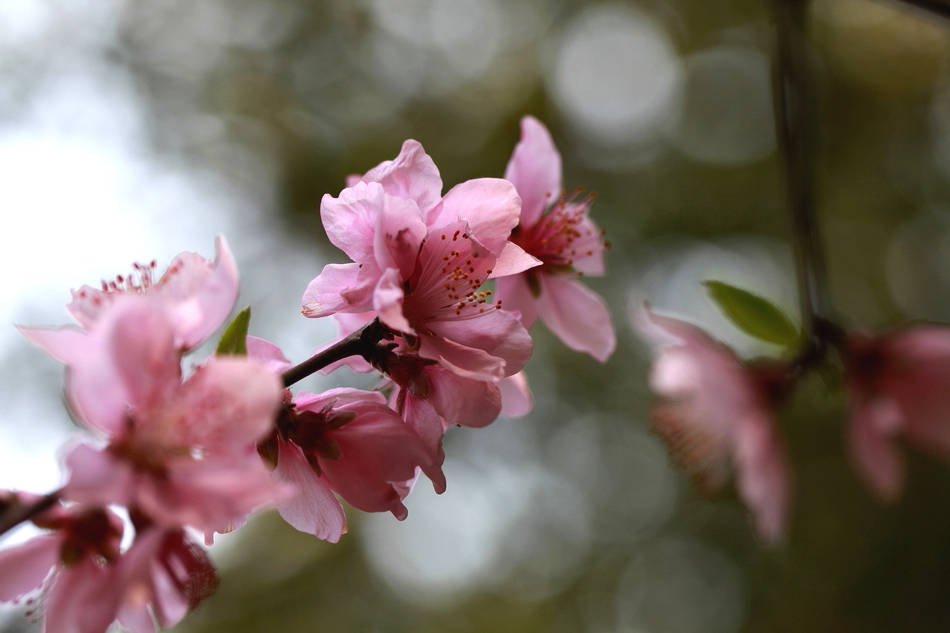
[28,296,283,537]
[640,310,791,544]
[302,140,538,381]
[264,386,446,542]
[845,325,950,501]
[495,116,615,362]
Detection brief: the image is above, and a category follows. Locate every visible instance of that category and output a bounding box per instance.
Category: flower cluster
[638,299,950,545]
[0,117,615,633]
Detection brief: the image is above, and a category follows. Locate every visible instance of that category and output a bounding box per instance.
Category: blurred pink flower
[496,116,615,362]
[845,325,950,501]
[640,310,792,544]
[0,504,125,633]
[265,387,446,542]
[32,236,238,354]
[32,296,283,537]
[114,527,218,633]
[302,140,538,381]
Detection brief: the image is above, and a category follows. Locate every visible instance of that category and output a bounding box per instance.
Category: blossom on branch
[496,116,615,362]
[302,140,538,381]
[845,324,950,501]
[639,309,792,544]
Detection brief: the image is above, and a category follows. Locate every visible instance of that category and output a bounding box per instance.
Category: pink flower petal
[493,274,539,330]
[498,371,533,417]
[504,116,562,228]
[44,558,121,633]
[359,140,444,215]
[374,267,414,335]
[320,181,390,264]
[733,413,792,545]
[489,242,542,278]
[428,178,522,254]
[302,263,374,317]
[424,366,502,429]
[0,534,61,601]
[537,275,614,363]
[424,308,533,378]
[373,193,427,280]
[848,397,905,502]
[246,335,294,375]
[273,439,347,542]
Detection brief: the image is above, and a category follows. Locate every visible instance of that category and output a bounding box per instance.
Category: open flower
[639,310,792,544]
[845,324,950,501]
[27,236,238,355]
[302,140,538,381]
[32,296,283,538]
[263,387,446,542]
[0,501,125,633]
[495,116,615,362]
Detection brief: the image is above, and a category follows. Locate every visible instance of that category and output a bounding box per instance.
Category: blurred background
[2,0,950,631]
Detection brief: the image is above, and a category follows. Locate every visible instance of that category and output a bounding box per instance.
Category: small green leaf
[216,307,251,356]
[703,281,800,349]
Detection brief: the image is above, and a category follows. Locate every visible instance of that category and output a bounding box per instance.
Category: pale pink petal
[424,308,533,378]
[427,178,522,254]
[564,214,607,276]
[246,335,294,374]
[302,263,373,317]
[493,274,539,330]
[44,558,120,633]
[296,387,387,411]
[138,457,281,535]
[733,414,791,545]
[273,439,347,542]
[161,235,240,350]
[498,371,533,417]
[359,140,444,214]
[418,335,506,380]
[374,268,414,335]
[537,275,615,362]
[0,535,61,600]
[107,297,180,412]
[504,116,562,227]
[180,357,282,452]
[848,398,905,502]
[62,443,138,509]
[16,325,89,366]
[424,366,501,428]
[320,181,388,264]
[373,194,427,279]
[489,242,542,278]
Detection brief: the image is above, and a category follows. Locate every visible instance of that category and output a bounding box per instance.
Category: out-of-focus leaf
[216,307,251,356]
[704,281,799,349]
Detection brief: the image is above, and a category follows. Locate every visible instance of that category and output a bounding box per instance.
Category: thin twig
[0,491,60,539]
[281,318,392,388]
[771,0,829,353]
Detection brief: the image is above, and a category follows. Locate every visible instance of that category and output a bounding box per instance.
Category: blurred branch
[770,0,829,353]
[889,0,950,20]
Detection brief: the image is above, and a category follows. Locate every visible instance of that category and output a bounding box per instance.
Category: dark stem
[281,318,393,388]
[888,0,950,20]
[771,0,829,353]
[0,491,60,539]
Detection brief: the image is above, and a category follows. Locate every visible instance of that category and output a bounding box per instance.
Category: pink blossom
[0,503,125,633]
[496,116,615,362]
[302,140,538,381]
[845,325,950,501]
[32,236,238,355]
[640,310,791,544]
[114,527,218,633]
[33,296,283,537]
[262,387,446,542]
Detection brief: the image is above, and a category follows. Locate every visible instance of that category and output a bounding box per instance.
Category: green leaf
[703,281,800,349]
[216,307,252,356]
